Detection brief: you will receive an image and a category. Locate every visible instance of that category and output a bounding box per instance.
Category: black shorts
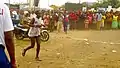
[29,35,40,38]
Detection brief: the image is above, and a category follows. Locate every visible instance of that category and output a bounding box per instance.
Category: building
[65,3,81,11]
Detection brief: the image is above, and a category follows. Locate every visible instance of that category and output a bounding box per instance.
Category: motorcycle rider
[20,13,30,28]
[22,10,43,61]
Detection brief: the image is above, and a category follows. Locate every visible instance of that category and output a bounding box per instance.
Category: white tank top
[28,18,41,37]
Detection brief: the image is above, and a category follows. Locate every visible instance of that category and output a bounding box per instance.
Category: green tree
[91,0,120,8]
[50,5,59,10]
[81,2,88,7]
[107,0,119,7]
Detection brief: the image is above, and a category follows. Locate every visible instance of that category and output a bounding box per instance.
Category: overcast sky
[4,0,97,8]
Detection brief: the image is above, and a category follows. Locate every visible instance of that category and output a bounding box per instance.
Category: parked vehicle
[14,25,49,42]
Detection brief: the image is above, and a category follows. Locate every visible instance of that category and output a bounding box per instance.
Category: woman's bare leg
[22,37,35,56]
[35,36,41,59]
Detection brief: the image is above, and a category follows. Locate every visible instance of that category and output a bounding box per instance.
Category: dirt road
[14,30,120,68]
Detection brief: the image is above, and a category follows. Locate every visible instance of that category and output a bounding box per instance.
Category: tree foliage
[81,2,88,7]
[50,5,59,10]
[91,0,120,8]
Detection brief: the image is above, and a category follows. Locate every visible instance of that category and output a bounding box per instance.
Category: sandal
[35,57,42,61]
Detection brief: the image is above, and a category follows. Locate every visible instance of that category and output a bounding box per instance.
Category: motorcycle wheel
[15,33,24,40]
[40,31,49,42]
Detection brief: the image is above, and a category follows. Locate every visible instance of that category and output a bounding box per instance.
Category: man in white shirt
[96,12,102,30]
[0,2,16,68]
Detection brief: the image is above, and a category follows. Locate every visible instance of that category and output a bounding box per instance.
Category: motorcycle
[14,25,49,42]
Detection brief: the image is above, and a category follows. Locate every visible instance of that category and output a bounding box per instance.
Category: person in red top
[69,12,74,30]
[77,10,81,17]
[69,11,78,30]
[43,13,50,28]
[73,12,78,30]
[87,12,93,24]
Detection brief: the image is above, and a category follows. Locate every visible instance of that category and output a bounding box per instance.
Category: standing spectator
[77,10,81,18]
[53,13,59,30]
[43,13,50,26]
[49,13,54,32]
[84,17,89,29]
[93,12,97,24]
[69,12,74,30]
[0,2,16,68]
[69,12,78,30]
[112,13,118,29]
[14,11,20,26]
[100,13,106,30]
[106,12,113,29]
[57,13,63,32]
[73,12,78,30]
[96,12,102,30]
[118,13,120,28]
[63,14,69,34]
[19,10,24,25]
[11,11,19,26]
[87,12,93,24]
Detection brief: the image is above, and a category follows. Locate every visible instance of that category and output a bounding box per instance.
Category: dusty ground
[13,30,120,68]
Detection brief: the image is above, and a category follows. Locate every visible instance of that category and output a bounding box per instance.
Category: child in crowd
[84,17,89,29]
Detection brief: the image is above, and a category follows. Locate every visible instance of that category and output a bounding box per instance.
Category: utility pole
[9,0,10,8]
[27,0,31,10]
[48,0,50,6]
[79,0,81,4]
[34,0,40,11]
[39,0,40,10]
[19,0,20,4]
[34,0,35,11]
